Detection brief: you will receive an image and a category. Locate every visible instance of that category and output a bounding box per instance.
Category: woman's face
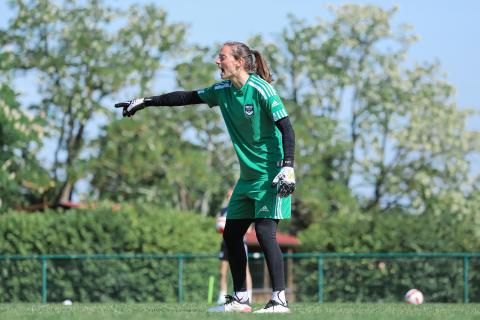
[216,45,242,80]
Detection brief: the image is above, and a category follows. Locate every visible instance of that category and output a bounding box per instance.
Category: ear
[236,57,245,69]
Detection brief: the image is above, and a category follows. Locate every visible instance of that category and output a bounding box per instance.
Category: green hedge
[295,211,480,302]
[2,204,480,303]
[0,204,221,302]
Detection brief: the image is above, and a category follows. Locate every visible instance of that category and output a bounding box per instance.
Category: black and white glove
[114,98,146,117]
[272,166,296,197]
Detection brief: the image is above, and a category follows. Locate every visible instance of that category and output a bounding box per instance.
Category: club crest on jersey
[244,104,254,117]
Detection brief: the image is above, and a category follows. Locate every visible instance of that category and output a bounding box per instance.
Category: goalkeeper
[115,41,295,314]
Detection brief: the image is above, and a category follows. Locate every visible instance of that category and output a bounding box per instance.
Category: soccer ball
[405,289,424,305]
[215,216,226,233]
[62,299,73,306]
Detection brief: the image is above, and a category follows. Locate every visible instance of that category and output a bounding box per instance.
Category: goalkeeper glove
[114,98,147,117]
[272,166,295,197]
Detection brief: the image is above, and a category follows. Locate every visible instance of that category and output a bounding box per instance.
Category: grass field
[1,303,479,320]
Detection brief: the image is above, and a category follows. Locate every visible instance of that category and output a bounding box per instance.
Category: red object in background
[244,230,300,247]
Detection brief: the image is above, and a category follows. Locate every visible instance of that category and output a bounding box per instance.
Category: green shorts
[227,179,291,220]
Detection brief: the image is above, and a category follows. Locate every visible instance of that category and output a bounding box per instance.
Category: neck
[231,71,251,89]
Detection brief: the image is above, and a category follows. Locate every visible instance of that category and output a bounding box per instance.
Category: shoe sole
[254,308,290,313]
[207,307,252,313]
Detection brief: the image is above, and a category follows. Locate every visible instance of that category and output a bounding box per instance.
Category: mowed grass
[1,303,479,320]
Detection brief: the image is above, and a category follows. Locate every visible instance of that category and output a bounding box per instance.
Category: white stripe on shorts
[275,194,283,219]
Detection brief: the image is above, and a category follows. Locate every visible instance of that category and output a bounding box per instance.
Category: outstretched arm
[114,91,204,117]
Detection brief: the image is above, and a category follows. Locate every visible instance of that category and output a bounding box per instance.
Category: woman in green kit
[115,41,296,313]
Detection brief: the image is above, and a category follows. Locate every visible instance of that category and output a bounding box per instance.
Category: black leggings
[223,218,285,292]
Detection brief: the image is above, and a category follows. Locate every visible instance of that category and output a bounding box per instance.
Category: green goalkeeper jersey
[197,74,289,181]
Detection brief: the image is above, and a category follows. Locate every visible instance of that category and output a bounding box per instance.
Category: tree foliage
[250,5,480,233]
[0,3,479,232]
[0,0,187,206]
[0,83,50,212]
[89,46,237,215]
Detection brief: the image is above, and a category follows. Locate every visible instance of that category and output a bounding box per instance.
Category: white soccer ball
[405,289,424,305]
[62,299,73,306]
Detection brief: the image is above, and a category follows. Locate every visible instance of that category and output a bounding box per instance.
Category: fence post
[178,255,184,303]
[41,256,47,304]
[463,255,469,303]
[317,256,324,303]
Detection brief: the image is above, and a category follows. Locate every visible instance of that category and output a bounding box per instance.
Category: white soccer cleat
[207,295,252,313]
[254,299,291,313]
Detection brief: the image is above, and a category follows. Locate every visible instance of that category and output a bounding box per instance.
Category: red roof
[245,230,301,247]
[58,201,87,209]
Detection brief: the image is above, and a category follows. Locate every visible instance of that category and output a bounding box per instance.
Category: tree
[0,0,187,206]
[251,5,480,230]
[0,83,50,212]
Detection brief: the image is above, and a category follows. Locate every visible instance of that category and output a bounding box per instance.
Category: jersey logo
[271,100,279,107]
[244,104,254,117]
[259,205,270,213]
